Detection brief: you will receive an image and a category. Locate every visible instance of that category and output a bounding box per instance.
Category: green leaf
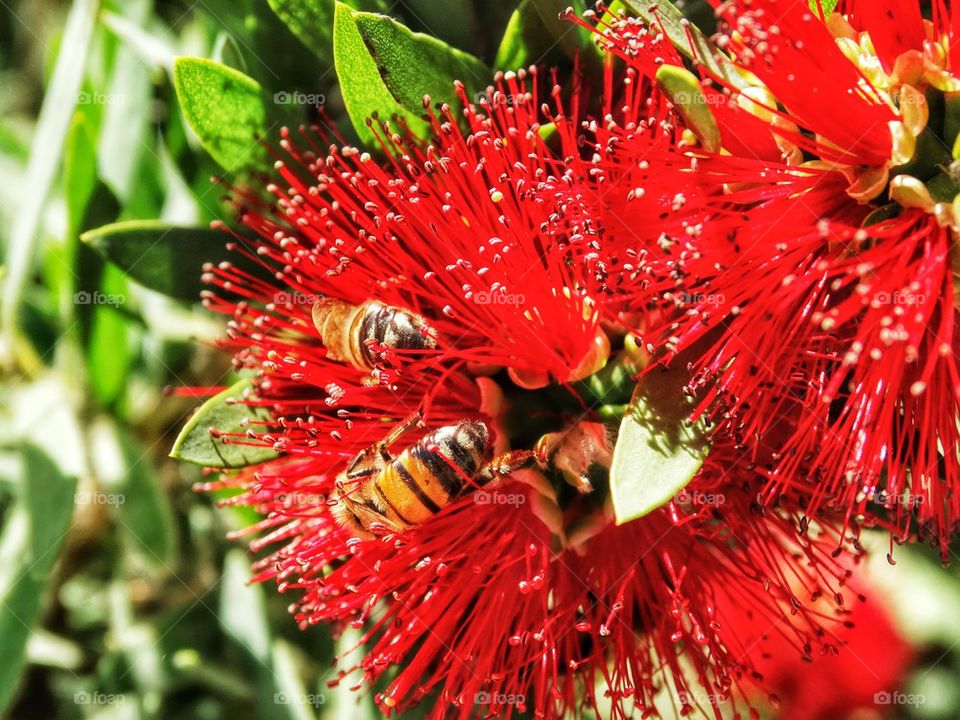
[1,0,99,346]
[656,65,721,152]
[530,0,599,65]
[334,4,491,146]
[173,57,268,170]
[267,0,388,62]
[171,379,279,468]
[0,445,77,715]
[91,419,176,568]
[64,112,98,239]
[609,363,711,524]
[809,0,839,15]
[619,0,746,88]
[85,266,134,406]
[495,0,570,70]
[81,220,260,302]
[352,12,490,108]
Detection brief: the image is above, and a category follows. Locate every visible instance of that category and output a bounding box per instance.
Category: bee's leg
[475,450,536,487]
[344,448,382,480]
[375,411,423,462]
[335,494,405,538]
[344,411,423,478]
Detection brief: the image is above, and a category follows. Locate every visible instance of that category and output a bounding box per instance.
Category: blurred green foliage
[1,0,960,719]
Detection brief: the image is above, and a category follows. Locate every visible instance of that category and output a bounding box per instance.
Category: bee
[534,421,613,495]
[334,413,534,537]
[312,297,438,371]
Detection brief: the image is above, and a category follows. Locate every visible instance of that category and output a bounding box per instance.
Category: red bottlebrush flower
[585,1,960,557]
[192,70,864,718]
[722,567,914,720]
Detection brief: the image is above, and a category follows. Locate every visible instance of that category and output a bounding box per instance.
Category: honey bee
[312,297,438,371]
[534,421,613,495]
[334,413,534,537]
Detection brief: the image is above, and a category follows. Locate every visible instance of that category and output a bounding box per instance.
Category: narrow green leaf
[609,363,711,524]
[81,220,261,302]
[91,419,176,567]
[63,112,98,239]
[171,379,279,468]
[173,57,268,170]
[97,2,153,200]
[0,445,77,715]
[85,265,134,406]
[1,0,99,346]
[656,65,721,152]
[333,4,491,146]
[619,0,746,88]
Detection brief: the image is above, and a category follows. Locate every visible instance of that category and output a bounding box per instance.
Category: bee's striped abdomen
[357,301,437,367]
[313,297,437,371]
[371,421,491,527]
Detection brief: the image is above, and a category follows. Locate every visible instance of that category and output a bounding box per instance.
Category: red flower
[586,1,960,557]
[195,71,861,718]
[722,565,914,720]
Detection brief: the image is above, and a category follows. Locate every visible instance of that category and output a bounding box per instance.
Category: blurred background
[0,0,958,718]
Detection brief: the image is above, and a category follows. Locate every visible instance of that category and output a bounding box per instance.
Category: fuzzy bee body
[312,297,437,371]
[335,417,531,537]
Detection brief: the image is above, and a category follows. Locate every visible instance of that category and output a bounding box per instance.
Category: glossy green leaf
[173,57,268,170]
[656,65,721,152]
[267,0,388,61]
[81,220,259,302]
[334,4,491,145]
[495,0,572,70]
[619,0,745,88]
[0,445,77,715]
[352,12,490,108]
[171,378,279,468]
[609,363,711,524]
